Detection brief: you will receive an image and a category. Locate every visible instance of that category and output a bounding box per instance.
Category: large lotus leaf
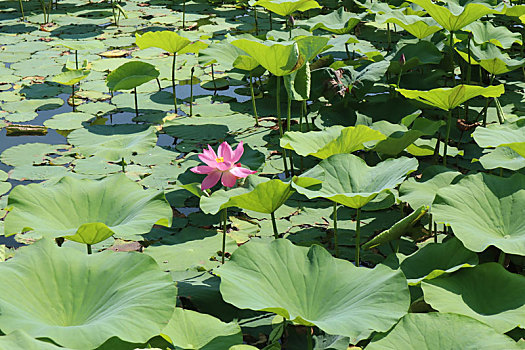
[198,40,247,69]
[372,118,444,155]
[478,147,525,171]
[465,21,522,48]
[67,124,157,162]
[254,0,321,17]
[398,84,505,111]
[299,8,365,34]
[432,173,525,254]
[218,239,410,342]
[202,179,294,215]
[52,69,90,86]
[135,31,191,53]
[292,154,418,208]
[0,239,177,349]
[281,125,386,159]
[106,61,160,91]
[4,174,172,241]
[384,237,478,285]
[231,39,301,76]
[295,35,331,64]
[367,313,521,350]
[362,206,428,250]
[0,330,71,350]
[376,12,442,39]
[407,0,503,31]
[399,165,462,209]
[161,308,242,349]
[466,43,525,75]
[473,118,525,158]
[421,263,525,333]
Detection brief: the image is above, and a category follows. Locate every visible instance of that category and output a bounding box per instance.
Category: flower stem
[333,202,339,257]
[355,207,361,267]
[271,212,279,239]
[249,71,259,126]
[221,208,227,264]
[172,53,177,113]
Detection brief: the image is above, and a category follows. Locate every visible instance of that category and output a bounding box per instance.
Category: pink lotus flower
[191,141,256,190]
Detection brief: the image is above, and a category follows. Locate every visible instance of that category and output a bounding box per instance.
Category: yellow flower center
[215,157,224,163]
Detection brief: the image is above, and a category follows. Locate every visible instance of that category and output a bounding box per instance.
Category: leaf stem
[249,71,259,126]
[133,87,139,119]
[211,63,217,91]
[306,327,313,350]
[71,84,75,112]
[443,109,451,166]
[18,0,24,21]
[498,251,506,266]
[172,53,177,113]
[271,212,279,239]
[333,202,339,257]
[190,67,194,116]
[276,76,289,177]
[355,207,361,267]
[87,244,92,255]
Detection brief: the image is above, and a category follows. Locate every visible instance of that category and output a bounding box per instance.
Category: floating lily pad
[67,124,158,162]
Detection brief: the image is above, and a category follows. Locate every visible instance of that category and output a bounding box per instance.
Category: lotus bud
[288,15,295,27]
[399,54,406,66]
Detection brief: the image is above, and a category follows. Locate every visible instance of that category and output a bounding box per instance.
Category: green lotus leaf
[465,21,522,48]
[478,147,525,171]
[473,119,525,158]
[52,69,90,86]
[397,84,505,111]
[432,173,525,254]
[106,61,160,91]
[362,205,428,250]
[0,239,177,349]
[43,112,95,131]
[135,31,191,53]
[232,55,260,71]
[144,227,238,272]
[229,346,258,350]
[231,39,301,76]
[299,7,365,34]
[4,174,172,241]
[199,40,247,69]
[407,0,503,31]
[292,154,418,208]
[372,118,444,155]
[461,42,525,75]
[0,143,59,167]
[218,239,410,343]
[0,169,11,196]
[295,35,331,63]
[0,330,70,350]
[376,12,442,39]
[254,0,321,17]
[388,41,443,74]
[283,61,310,101]
[281,125,386,159]
[56,40,105,52]
[399,165,462,209]
[161,308,242,349]
[200,177,293,215]
[367,313,521,350]
[67,124,158,162]
[421,263,525,333]
[384,237,478,285]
